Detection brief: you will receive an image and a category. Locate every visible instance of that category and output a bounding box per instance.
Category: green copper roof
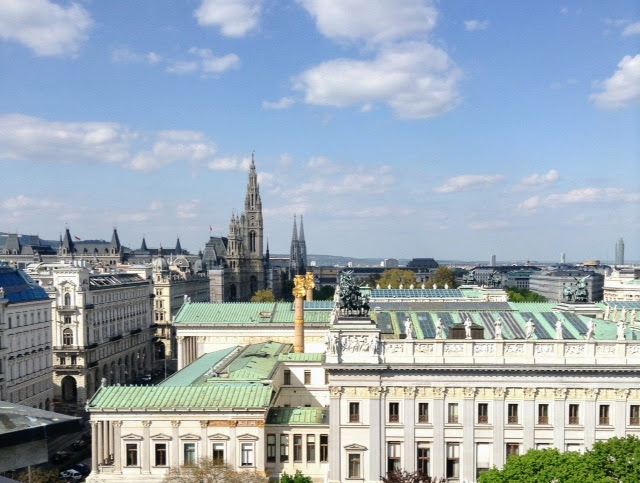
[224,342,288,381]
[266,407,329,425]
[161,347,239,387]
[175,302,331,325]
[277,353,324,362]
[508,302,560,312]
[88,384,273,411]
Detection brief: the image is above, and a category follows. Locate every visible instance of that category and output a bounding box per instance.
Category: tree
[377,269,416,289]
[479,436,640,483]
[506,287,546,302]
[280,470,313,483]
[163,459,267,483]
[313,285,335,301]
[251,289,275,302]
[429,267,457,289]
[16,468,60,483]
[381,470,445,482]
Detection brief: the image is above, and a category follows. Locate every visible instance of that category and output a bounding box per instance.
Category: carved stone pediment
[208,433,230,441]
[122,434,143,441]
[179,433,201,440]
[237,433,259,441]
[150,434,172,440]
[344,444,367,451]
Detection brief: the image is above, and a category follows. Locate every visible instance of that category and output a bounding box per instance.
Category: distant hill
[271,254,410,267]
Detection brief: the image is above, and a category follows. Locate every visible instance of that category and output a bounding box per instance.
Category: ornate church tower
[298,215,307,274]
[290,215,300,277]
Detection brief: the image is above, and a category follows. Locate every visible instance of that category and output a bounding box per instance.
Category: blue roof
[0,267,50,304]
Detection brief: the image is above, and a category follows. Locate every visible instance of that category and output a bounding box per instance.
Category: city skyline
[1,1,638,260]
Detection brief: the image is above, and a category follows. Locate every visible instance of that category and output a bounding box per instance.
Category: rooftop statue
[463,270,476,284]
[573,275,590,302]
[337,270,368,317]
[563,283,575,303]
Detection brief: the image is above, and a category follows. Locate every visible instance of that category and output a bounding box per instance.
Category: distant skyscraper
[615,237,625,266]
[561,252,566,264]
[490,254,496,267]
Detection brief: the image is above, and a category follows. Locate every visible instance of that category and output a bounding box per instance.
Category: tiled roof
[277,353,324,362]
[175,302,331,325]
[88,384,273,410]
[0,267,50,304]
[225,342,288,381]
[266,407,329,425]
[161,347,239,387]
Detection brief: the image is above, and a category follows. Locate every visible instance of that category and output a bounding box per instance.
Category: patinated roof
[175,301,331,325]
[277,353,324,362]
[266,407,329,425]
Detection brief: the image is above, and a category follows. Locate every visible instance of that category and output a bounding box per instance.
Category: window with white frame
[183,443,196,465]
[212,443,224,465]
[476,443,491,479]
[446,443,460,479]
[417,443,430,476]
[241,443,254,467]
[126,443,139,466]
[387,442,401,473]
[348,453,361,479]
[154,443,167,466]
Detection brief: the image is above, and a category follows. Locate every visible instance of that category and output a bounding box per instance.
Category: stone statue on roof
[435,317,444,339]
[495,317,503,339]
[555,318,564,340]
[337,270,367,317]
[573,275,590,302]
[604,305,610,320]
[405,317,414,339]
[563,283,575,303]
[525,318,535,340]
[586,319,595,340]
[464,317,472,339]
[621,308,628,323]
[631,309,637,323]
[617,320,626,341]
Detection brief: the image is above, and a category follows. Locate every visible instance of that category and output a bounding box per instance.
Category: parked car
[51,450,70,463]
[72,463,91,476]
[60,469,83,481]
[72,438,87,450]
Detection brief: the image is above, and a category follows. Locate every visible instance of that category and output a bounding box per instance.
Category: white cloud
[2,194,66,213]
[262,97,295,110]
[434,174,505,193]
[0,114,224,172]
[515,169,559,190]
[464,19,489,31]
[518,187,640,211]
[590,54,640,110]
[622,21,640,36]
[176,200,200,219]
[167,48,240,76]
[297,0,437,45]
[0,0,92,56]
[468,220,508,230]
[111,47,162,65]
[207,156,251,172]
[195,0,262,37]
[294,42,461,119]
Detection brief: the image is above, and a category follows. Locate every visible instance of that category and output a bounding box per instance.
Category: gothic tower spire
[299,215,307,274]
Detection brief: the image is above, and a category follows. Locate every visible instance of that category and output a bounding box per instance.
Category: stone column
[200,420,209,462]
[403,387,416,473]
[142,421,151,474]
[615,389,630,438]
[328,387,342,483]
[177,337,184,370]
[523,388,536,452]
[171,421,181,467]
[113,421,122,474]
[462,388,476,482]
[101,421,108,463]
[91,421,99,473]
[553,388,567,451]
[293,275,305,353]
[584,389,598,450]
[431,388,446,477]
[368,387,384,481]
[492,387,506,470]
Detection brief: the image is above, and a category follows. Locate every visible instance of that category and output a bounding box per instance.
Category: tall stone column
[293,275,306,353]
[369,387,384,480]
[171,421,181,467]
[328,387,342,483]
[492,387,506,470]
[615,389,630,438]
[553,388,567,451]
[200,420,208,463]
[177,337,185,370]
[462,388,476,482]
[91,421,99,473]
[431,388,446,477]
[403,387,417,473]
[97,421,104,465]
[113,421,122,474]
[584,389,598,450]
[523,388,536,452]
[305,272,315,302]
[142,421,151,474]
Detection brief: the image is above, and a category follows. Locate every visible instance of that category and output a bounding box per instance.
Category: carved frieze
[505,344,524,354]
[474,343,494,355]
[329,386,343,398]
[535,344,554,354]
[444,344,464,354]
[565,345,584,355]
[416,343,434,354]
[596,345,615,355]
[492,387,506,399]
[554,388,567,399]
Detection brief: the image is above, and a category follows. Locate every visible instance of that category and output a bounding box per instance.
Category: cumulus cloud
[195,0,262,37]
[434,174,505,193]
[294,42,461,119]
[111,47,162,65]
[262,97,295,110]
[176,200,200,219]
[0,0,92,56]
[207,156,251,172]
[297,0,437,45]
[167,48,240,76]
[622,21,640,36]
[518,187,640,211]
[2,194,67,213]
[515,169,559,191]
[590,54,640,110]
[0,114,224,172]
[464,19,489,31]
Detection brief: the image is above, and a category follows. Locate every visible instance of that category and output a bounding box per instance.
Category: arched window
[63,329,74,346]
[249,231,256,252]
[64,293,71,306]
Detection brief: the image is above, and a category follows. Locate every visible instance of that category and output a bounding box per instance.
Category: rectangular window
[212,443,224,465]
[320,434,329,463]
[126,444,138,467]
[478,403,489,424]
[506,443,520,458]
[241,443,254,467]
[508,404,519,424]
[387,442,401,473]
[569,404,580,425]
[283,369,291,385]
[446,443,460,479]
[418,403,429,423]
[538,404,549,425]
[307,435,316,463]
[280,434,289,462]
[294,434,303,462]
[448,403,459,424]
[349,402,360,423]
[599,405,610,425]
[304,370,311,384]
[267,434,276,463]
[416,443,430,476]
[154,443,167,466]
[630,405,640,426]
[183,443,196,465]
[348,453,361,478]
[476,443,491,480]
[389,402,400,422]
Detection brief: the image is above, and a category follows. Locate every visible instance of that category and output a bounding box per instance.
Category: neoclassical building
[86,286,640,482]
[0,264,54,409]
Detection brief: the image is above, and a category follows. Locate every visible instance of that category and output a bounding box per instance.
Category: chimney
[293,275,306,353]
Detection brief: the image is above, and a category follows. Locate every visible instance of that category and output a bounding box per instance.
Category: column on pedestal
[171,421,180,467]
[113,421,122,474]
[431,389,445,477]
[142,421,151,474]
[328,387,342,482]
[402,387,416,473]
[91,421,99,473]
[492,388,506,470]
[553,389,567,452]
[523,389,536,452]
[462,389,476,482]
[368,387,383,481]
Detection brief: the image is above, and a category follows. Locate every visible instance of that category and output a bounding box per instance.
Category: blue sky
[0,0,638,263]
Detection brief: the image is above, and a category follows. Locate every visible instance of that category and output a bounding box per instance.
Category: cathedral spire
[299,215,307,273]
[140,237,148,251]
[110,228,121,251]
[175,237,182,255]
